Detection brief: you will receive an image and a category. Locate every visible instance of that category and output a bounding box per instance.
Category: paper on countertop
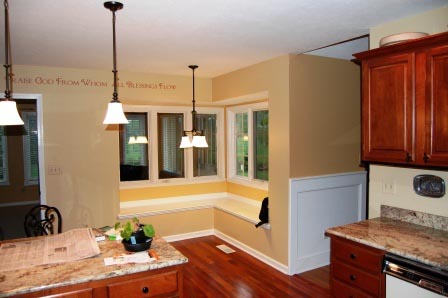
[104,251,155,266]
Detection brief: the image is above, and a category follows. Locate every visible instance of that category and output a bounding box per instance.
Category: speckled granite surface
[326,217,448,271]
[381,205,448,231]
[0,237,188,297]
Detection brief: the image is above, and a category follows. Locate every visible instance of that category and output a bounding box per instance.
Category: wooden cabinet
[13,267,183,298]
[355,32,448,167]
[329,236,385,298]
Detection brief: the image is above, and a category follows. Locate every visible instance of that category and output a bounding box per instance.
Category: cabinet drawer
[36,289,93,298]
[332,279,375,298]
[333,261,380,297]
[108,270,179,298]
[332,238,383,273]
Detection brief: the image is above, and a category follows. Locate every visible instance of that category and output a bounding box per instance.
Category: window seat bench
[118,193,271,230]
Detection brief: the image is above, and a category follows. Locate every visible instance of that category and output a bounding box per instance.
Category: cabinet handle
[142,286,149,294]
[406,152,412,162]
[423,153,429,162]
[350,275,356,281]
[349,253,356,260]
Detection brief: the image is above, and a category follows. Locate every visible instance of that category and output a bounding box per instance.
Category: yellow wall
[290,54,362,177]
[120,182,227,201]
[3,65,212,231]
[368,7,448,218]
[227,182,268,201]
[213,55,291,265]
[370,6,448,49]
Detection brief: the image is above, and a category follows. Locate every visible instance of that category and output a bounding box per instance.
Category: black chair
[24,205,62,237]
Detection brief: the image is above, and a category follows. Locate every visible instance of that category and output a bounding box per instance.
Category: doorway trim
[2,93,46,205]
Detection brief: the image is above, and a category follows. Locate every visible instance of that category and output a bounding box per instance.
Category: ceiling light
[129,136,148,144]
[103,1,128,125]
[0,0,24,126]
[179,65,208,149]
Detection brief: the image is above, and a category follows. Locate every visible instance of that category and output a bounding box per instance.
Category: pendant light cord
[3,0,12,100]
[111,9,118,102]
[191,66,196,132]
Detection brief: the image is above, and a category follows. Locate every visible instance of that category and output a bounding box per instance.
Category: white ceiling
[0,0,446,77]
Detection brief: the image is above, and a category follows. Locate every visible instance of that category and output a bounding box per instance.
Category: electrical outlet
[48,165,62,175]
[382,179,395,194]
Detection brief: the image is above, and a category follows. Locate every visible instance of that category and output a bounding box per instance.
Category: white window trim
[120,105,225,189]
[227,102,269,190]
[0,132,9,186]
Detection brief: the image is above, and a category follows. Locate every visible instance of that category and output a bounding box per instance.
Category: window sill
[227,177,269,191]
[119,177,227,190]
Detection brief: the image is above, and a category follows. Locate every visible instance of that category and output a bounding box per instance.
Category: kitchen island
[0,236,188,298]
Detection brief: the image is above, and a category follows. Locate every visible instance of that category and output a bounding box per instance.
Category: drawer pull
[349,253,356,259]
[350,275,356,281]
[142,286,149,294]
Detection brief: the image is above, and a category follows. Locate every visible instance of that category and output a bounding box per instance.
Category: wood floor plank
[171,236,331,298]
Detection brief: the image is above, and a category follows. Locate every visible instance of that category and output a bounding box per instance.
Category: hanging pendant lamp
[103,1,128,125]
[180,65,208,148]
[0,0,24,126]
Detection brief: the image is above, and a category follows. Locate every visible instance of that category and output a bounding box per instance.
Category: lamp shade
[180,136,193,148]
[0,100,24,125]
[135,136,148,144]
[103,102,128,124]
[192,135,208,148]
[128,136,136,144]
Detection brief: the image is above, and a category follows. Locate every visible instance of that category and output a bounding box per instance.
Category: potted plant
[115,217,155,252]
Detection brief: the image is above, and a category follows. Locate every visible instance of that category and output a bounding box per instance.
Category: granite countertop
[0,236,188,297]
[326,217,448,271]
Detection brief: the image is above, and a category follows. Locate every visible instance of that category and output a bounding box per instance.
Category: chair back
[24,205,62,237]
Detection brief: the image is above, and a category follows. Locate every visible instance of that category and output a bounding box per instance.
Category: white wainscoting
[288,171,366,275]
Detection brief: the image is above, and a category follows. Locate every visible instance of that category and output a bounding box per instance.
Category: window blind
[0,126,8,185]
[22,111,39,186]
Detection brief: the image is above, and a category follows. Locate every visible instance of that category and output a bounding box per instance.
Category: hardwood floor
[171,236,331,298]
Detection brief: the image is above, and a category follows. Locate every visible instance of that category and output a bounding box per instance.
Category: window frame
[120,105,225,189]
[227,102,269,190]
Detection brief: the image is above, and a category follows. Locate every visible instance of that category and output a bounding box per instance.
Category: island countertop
[325,217,448,271]
[0,236,188,297]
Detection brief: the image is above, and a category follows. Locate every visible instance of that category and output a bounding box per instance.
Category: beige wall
[369,166,448,218]
[370,6,448,49]
[213,55,291,265]
[368,7,448,218]
[2,65,212,231]
[290,54,362,177]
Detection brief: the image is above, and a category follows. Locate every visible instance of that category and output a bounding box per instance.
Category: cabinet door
[362,53,414,164]
[424,45,448,166]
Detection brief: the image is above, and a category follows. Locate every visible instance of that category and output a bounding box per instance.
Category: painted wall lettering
[7,75,177,91]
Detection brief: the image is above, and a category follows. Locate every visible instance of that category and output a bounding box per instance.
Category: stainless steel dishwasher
[384,254,448,297]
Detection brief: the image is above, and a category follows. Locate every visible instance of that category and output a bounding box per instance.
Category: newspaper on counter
[0,228,101,272]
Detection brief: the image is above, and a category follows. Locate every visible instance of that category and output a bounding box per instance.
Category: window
[118,106,224,186]
[235,113,248,177]
[254,110,268,181]
[119,113,148,181]
[22,112,39,186]
[0,126,8,185]
[158,113,184,179]
[194,114,217,177]
[228,102,269,185]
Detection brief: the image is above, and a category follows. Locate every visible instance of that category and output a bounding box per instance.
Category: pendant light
[103,1,128,125]
[0,0,24,126]
[180,65,208,149]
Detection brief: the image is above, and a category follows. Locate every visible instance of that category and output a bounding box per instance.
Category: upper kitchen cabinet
[355,32,448,168]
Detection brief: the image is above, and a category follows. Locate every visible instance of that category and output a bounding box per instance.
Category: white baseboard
[295,251,330,274]
[214,229,289,275]
[163,229,215,242]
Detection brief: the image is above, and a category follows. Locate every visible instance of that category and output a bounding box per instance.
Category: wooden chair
[24,205,62,237]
